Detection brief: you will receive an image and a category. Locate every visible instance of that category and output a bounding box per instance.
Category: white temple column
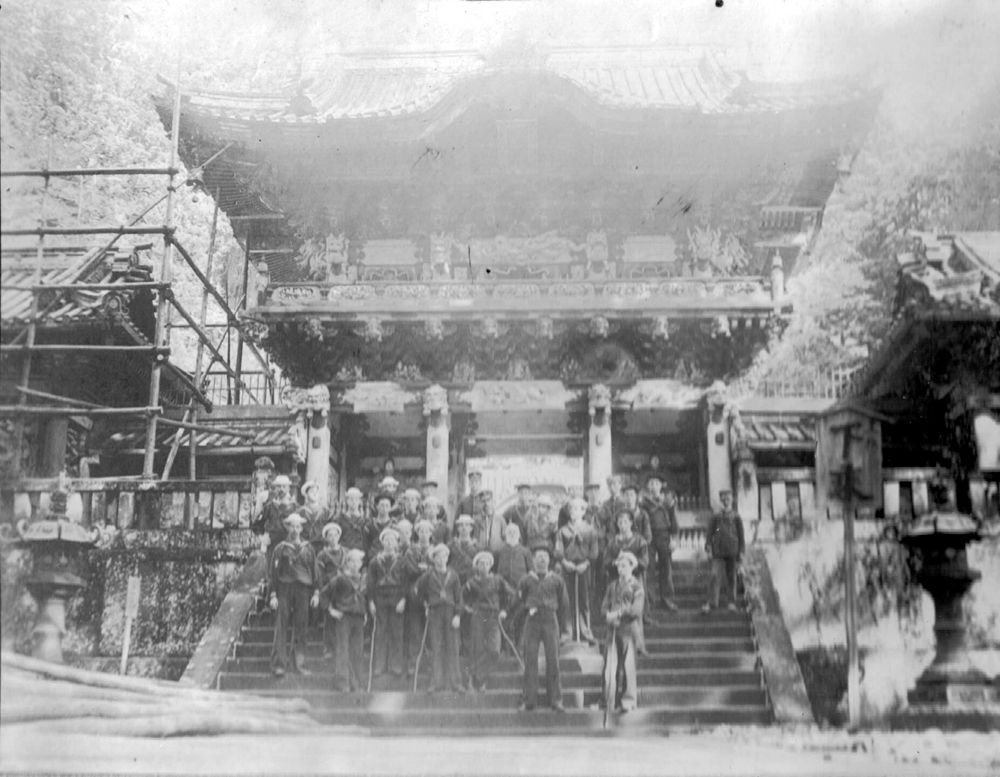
[423,385,450,499]
[705,382,733,511]
[912,480,930,516]
[588,384,613,495]
[883,481,900,520]
[285,384,331,505]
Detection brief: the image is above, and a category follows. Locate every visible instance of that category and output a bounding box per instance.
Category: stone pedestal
[891,511,1000,731]
[587,384,612,495]
[26,583,75,663]
[424,385,450,495]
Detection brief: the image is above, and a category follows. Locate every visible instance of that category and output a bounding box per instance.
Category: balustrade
[2,477,253,532]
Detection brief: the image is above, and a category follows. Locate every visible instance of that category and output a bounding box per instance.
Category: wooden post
[841,451,861,729]
[120,574,141,675]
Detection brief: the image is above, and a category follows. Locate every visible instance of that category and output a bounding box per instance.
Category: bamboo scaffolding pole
[168,236,273,389]
[1,345,169,354]
[1,226,174,237]
[234,222,253,404]
[189,193,221,483]
[15,387,100,407]
[0,166,178,178]
[161,405,194,481]
[0,406,161,417]
[165,291,259,403]
[143,62,182,479]
[3,282,167,292]
[13,155,50,479]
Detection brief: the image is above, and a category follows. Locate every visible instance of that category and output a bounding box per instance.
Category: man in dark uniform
[474,490,506,553]
[502,484,534,539]
[421,480,449,526]
[642,475,679,612]
[463,550,516,692]
[335,487,370,555]
[458,470,483,518]
[314,522,346,658]
[254,474,297,551]
[268,513,316,677]
[517,547,569,712]
[415,544,465,693]
[367,527,406,678]
[299,479,332,551]
[366,493,396,554]
[401,519,434,675]
[324,548,367,691]
[702,490,745,613]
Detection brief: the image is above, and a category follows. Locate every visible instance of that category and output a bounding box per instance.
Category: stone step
[247,604,749,626]
[218,668,762,692]
[237,622,752,645]
[305,705,773,730]
[225,651,759,673]
[227,685,767,710]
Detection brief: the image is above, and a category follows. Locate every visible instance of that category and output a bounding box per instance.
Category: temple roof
[847,232,1000,401]
[172,47,870,125]
[1,247,133,327]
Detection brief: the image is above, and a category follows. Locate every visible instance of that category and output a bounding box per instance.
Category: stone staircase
[214,559,773,734]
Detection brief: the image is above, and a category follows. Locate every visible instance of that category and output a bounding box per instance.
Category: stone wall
[1,529,255,678]
[760,522,1000,724]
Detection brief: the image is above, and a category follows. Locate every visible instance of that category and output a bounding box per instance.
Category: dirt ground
[1,726,998,776]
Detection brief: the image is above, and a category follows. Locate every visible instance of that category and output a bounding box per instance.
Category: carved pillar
[729,408,759,540]
[705,381,734,511]
[588,384,613,496]
[423,385,450,499]
[284,385,331,505]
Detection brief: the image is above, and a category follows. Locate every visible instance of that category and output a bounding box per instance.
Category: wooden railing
[2,477,253,531]
[735,368,859,400]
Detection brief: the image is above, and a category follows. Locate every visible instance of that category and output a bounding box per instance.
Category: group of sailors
[251,470,745,713]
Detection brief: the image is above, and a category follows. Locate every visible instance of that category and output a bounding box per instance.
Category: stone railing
[2,477,253,532]
[260,275,777,313]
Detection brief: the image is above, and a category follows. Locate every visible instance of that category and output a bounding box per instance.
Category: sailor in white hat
[267,512,317,677]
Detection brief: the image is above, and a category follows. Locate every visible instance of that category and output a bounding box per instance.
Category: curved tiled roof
[171,47,867,124]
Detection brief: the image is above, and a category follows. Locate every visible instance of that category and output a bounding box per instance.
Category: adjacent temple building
[161,45,878,514]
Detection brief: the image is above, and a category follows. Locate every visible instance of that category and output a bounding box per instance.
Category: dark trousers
[708,556,739,607]
[373,600,405,676]
[271,581,310,672]
[468,609,501,688]
[649,532,676,605]
[592,558,608,622]
[404,595,425,674]
[522,609,561,707]
[333,612,365,691]
[427,604,462,691]
[563,568,592,640]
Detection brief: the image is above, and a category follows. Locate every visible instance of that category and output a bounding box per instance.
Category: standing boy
[268,513,316,677]
[602,551,645,713]
[463,551,516,692]
[517,547,569,712]
[702,490,745,613]
[415,544,465,693]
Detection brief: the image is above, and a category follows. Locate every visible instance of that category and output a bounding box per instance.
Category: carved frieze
[283,384,331,414]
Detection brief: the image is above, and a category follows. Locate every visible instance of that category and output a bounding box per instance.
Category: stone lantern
[893,510,999,729]
[15,473,102,663]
